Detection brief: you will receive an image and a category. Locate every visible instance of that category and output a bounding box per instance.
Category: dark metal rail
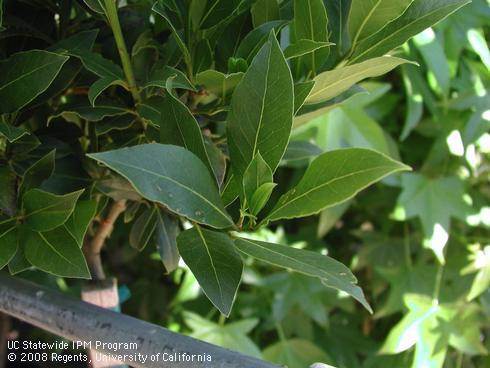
[0,274,281,368]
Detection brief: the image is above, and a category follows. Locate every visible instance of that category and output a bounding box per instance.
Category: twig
[83,199,127,281]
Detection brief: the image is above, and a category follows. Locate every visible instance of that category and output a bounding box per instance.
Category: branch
[83,199,127,280]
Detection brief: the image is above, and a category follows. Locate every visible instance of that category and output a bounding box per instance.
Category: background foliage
[0,0,489,367]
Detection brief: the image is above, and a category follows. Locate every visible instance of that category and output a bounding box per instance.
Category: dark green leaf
[265,148,410,222]
[96,175,142,201]
[23,189,84,232]
[88,144,234,229]
[130,207,158,251]
[0,122,29,142]
[235,20,287,63]
[228,32,293,184]
[251,0,280,28]
[0,225,18,270]
[64,200,97,248]
[235,237,373,313]
[199,0,242,29]
[145,65,195,91]
[177,226,243,316]
[0,50,69,113]
[24,227,90,279]
[155,208,180,273]
[82,0,105,14]
[20,149,55,194]
[293,81,315,114]
[0,166,17,216]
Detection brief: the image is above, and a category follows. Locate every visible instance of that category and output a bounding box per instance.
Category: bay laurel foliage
[0,0,488,367]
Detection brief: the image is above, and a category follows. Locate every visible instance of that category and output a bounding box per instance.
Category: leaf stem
[103,0,140,104]
[404,222,412,269]
[432,261,444,303]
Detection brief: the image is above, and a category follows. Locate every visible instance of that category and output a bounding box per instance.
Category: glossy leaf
[155,209,180,273]
[177,226,243,316]
[88,144,234,229]
[306,57,412,104]
[236,20,286,63]
[293,81,315,114]
[249,183,276,215]
[235,237,373,313]
[0,50,68,113]
[265,148,410,222]
[23,189,83,232]
[228,32,294,184]
[350,0,471,63]
[24,227,90,279]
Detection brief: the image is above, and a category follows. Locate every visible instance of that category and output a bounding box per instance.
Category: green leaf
[251,0,280,28]
[317,201,350,238]
[265,148,410,222]
[0,166,17,216]
[282,140,322,166]
[23,189,84,232]
[234,237,373,313]
[88,144,234,229]
[154,89,213,176]
[199,0,242,29]
[152,1,191,64]
[293,0,330,73]
[195,70,243,98]
[50,104,131,122]
[462,245,490,301]
[348,0,413,48]
[177,226,243,316]
[20,149,55,194]
[264,339,332,368]
[145,65,195,91]
[393,174,469,263]
[184,312,262,358]
[96,175,142,201]
[284,40,333,60]
[228,32,293,185]
[82,0,105,14]
[236,20,287,63]
[88,76,126,106]
[155,209,180,273]
[68,49,124,80]
[0,122,29,142]
[24,227,90,279]
[130,207,158,251]
[306,56,412,104]
[349,0,471,63]
[249,183,277,216]
[242,152,273,205]
[0,50,69,113]
[0,226,18,270]
[293,81,315,114]
[64,200,97,248]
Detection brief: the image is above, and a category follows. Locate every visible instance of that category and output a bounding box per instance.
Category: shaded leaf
[155,208,180,273]
[0,122,29,142]
[130,207,157,251]
[177,226,243,316]
[23,189,83,232]
[20,149,55,194]
[64,200,97,248]
[0,225,18,270]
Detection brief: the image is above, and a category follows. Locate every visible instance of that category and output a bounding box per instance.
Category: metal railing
[0,274,281,368]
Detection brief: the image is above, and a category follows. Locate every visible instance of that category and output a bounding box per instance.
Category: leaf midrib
[268,164,400,219]
[38,232,85,273]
